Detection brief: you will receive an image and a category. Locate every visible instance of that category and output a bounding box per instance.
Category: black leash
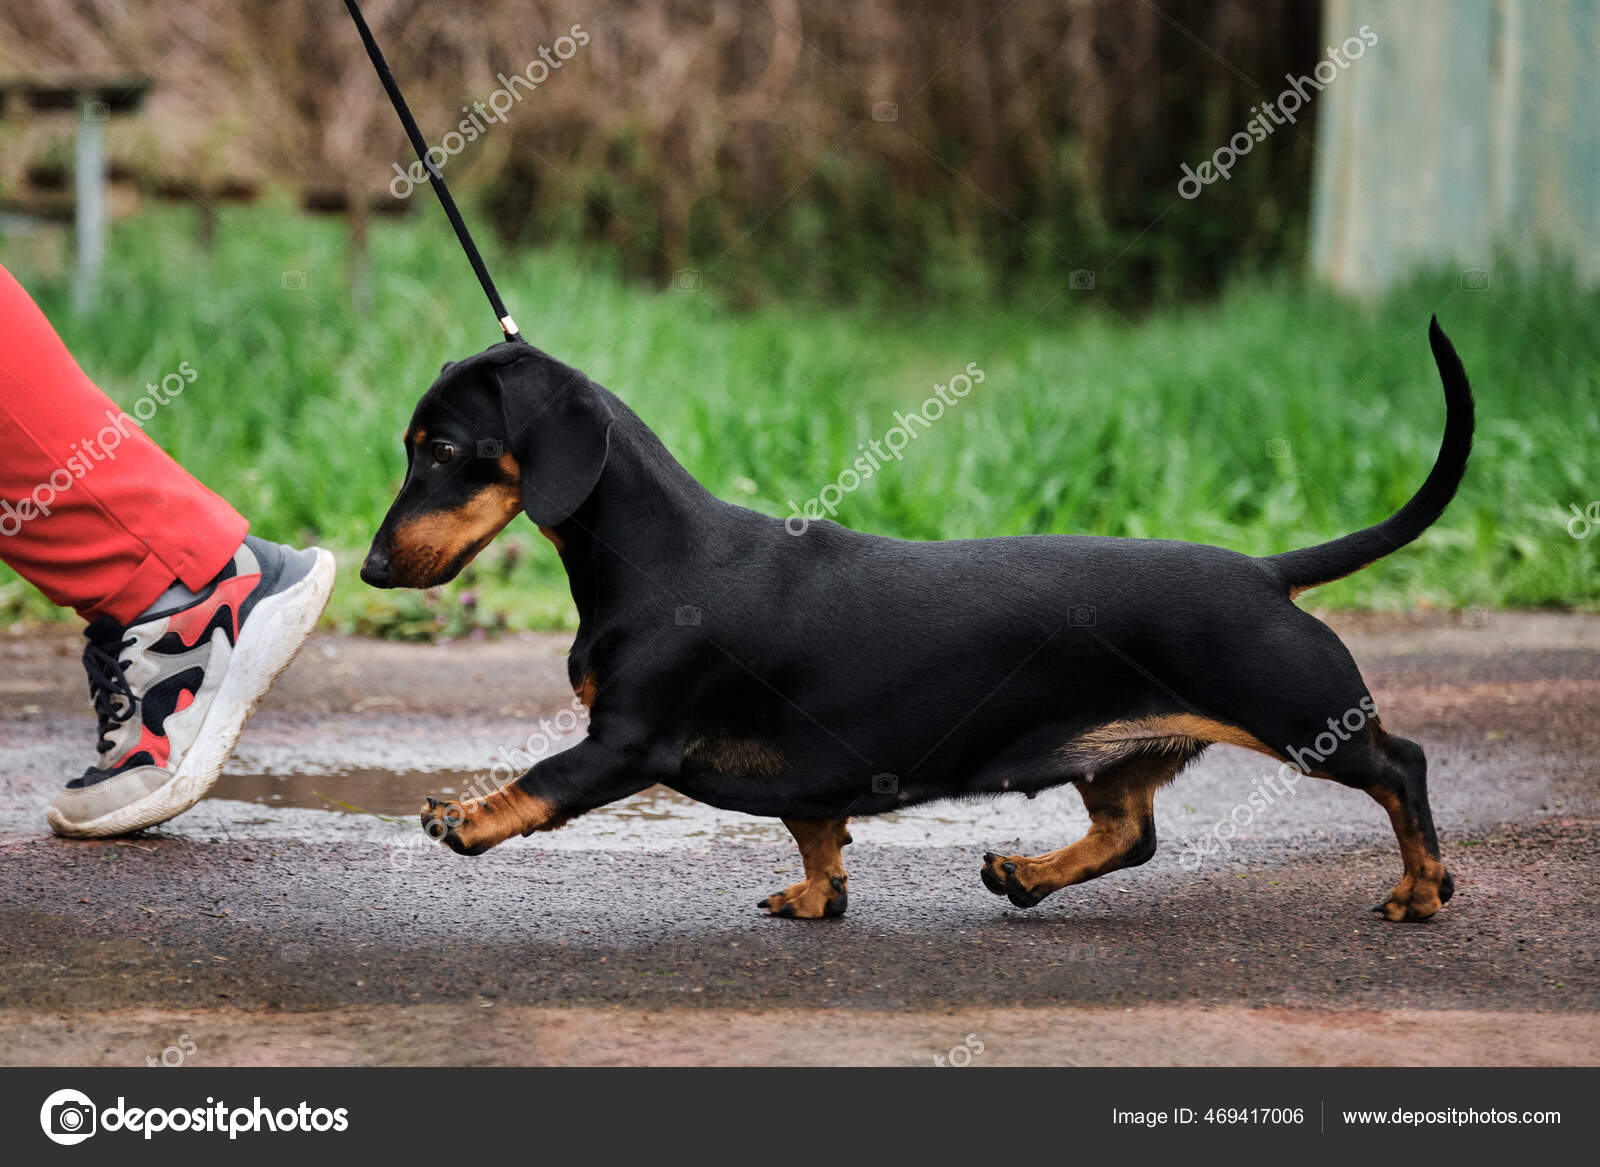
[342,0,523,344]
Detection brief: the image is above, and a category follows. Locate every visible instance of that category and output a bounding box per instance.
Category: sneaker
[46,536,336,838]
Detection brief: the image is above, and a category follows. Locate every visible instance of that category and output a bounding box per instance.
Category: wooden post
[72,97,108,314]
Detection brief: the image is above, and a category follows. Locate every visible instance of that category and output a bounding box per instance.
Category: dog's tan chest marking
[683,736,786,777]
[1058,714,1285,774]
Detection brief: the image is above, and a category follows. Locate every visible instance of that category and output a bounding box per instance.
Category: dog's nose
[360,550,391,588]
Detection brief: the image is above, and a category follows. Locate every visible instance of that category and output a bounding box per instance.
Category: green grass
[2,202,1596,635]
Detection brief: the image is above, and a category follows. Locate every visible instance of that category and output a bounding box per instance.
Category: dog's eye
[430,440,458,465]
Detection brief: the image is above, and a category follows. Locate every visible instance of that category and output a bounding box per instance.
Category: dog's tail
[1266,317,1474,596]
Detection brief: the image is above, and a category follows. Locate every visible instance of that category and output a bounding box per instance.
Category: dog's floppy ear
[497,362,613,526]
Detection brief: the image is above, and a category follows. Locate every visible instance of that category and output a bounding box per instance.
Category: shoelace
[82,632,138,756]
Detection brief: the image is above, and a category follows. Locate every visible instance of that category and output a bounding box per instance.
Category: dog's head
[361,343,613,589]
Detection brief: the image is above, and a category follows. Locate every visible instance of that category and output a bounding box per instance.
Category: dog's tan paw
[420,785,565,856]
[1373,866,1454,922]
[420,796,492,856]
[980,852,1049,908]
[759,874,848,919]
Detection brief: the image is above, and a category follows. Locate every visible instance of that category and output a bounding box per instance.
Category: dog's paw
[420,796,493,856]
[1372,866,1454,922]
[420,786,560,856]
[980,852,1048,909]
[759,874,847,919]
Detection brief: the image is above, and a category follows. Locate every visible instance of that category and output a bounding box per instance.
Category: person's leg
[0,263,247,623]
[0,262,336,837]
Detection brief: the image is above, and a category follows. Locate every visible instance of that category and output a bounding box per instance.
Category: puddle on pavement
[207,769,789,844]
[204,766,1063,850]
[212,768,489,818]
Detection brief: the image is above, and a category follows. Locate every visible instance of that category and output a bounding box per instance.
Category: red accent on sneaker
[117,720,172,770]
[113,687,199,770]
[164,571,261,649]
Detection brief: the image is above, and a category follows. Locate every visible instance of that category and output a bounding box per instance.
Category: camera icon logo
[1068,604,1097,627]
[672,269,701,291]
[1460,269,1489,290]
[84,102,110,122]
[40,1088,97,1145]
[674,605,702,626]
[1068,269,1095,290]
[871,772,899,794]
[476,439,505,459]
[281,270,308,291]
[1266,437,1292,459]
[1568,501,1600,540]
[871,101,899,122]
[667,942,702,965]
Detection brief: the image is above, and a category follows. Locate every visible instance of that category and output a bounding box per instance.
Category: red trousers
[0,262,247,624]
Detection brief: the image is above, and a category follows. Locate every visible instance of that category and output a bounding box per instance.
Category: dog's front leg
[420,737,661,856]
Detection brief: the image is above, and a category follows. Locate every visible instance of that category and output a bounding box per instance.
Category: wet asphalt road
[0,611,1596,1064]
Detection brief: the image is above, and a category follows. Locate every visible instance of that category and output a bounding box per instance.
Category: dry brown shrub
[0,1,1318,300]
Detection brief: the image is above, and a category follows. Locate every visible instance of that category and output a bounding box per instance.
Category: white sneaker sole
[47,548,337,839]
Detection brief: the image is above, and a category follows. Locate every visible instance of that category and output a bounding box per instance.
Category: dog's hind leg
[1332,730,1453,921]
[980,754,1187,909]
[760,818,851,919]
[1253,721,1450,921]
[1191,612,1453,921]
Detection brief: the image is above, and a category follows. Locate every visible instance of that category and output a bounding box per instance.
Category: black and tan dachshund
[362,319,1473,923]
